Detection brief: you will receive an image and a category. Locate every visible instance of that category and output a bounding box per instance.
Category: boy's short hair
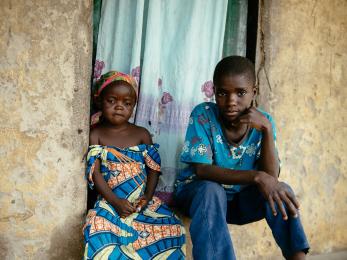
[213,56,256,86]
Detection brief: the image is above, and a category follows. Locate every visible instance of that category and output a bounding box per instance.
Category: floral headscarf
[93,71,138,98]
[91,71,138,126]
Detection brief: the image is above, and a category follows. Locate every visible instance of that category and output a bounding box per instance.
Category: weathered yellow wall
[0,0,92,259]
[227,0,347,259]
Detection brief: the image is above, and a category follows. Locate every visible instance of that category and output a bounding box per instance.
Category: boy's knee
[195,180,226,201]
[190,181,227,218]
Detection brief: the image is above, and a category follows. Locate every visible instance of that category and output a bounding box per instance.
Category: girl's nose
[114,101,124,109]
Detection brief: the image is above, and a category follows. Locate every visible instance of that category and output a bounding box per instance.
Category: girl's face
[100,81,136,126]
[215,74,256,123]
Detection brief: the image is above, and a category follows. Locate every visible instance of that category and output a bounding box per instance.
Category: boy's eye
[237,90,247,97]
[217,92,226,97]
[125,102,132,106]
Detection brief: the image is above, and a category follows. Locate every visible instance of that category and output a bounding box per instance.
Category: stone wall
[0,0,92,259]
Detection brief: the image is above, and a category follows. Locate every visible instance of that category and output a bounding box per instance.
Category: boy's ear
[253,85,258,95]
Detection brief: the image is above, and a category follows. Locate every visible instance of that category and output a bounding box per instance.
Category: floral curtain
[92,0,248,203]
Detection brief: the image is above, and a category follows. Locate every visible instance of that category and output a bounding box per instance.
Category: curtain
[92,0,248,203]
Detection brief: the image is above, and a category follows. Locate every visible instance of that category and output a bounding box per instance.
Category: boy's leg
[175,180,236,260]
[226,184,310,258]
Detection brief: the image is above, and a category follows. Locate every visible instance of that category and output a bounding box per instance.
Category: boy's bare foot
[288,251,306,260]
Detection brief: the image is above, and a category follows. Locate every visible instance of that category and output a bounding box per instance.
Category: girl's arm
[92,160,136,217]
[135,128,159,211]
[89,129,135,217]
[141,128,159,201]
[143,170,159,201]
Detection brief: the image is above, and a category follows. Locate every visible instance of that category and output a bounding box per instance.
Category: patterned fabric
[83,144,186,259]
[93,71,138,99]
[175,102,277,200]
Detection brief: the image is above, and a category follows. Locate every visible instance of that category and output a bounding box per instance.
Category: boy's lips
[225,110,239,116]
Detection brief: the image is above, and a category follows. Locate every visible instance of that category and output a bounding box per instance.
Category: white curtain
[94,0,230,202]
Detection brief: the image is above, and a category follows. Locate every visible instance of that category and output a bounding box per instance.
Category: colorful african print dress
[83,144,186,260]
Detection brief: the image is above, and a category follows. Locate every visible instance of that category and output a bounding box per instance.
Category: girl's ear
[94,96,102,110]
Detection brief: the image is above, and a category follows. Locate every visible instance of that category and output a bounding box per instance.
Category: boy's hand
[238,107,271,131]
[113,198,136,218]
[254,171,300,220]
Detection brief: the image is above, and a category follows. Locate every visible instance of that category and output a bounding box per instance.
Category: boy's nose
[227,93,238,106]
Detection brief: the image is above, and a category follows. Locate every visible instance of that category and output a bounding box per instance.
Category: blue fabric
[83,144,186,259]
[175,180,310,259]
[175,102,277,200]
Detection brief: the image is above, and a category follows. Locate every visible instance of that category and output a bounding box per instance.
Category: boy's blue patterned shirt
[175,102,278,200]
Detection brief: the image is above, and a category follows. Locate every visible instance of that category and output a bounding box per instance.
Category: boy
[174,56,309,260]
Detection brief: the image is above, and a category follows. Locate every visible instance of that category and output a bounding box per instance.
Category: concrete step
[308,251,347,260]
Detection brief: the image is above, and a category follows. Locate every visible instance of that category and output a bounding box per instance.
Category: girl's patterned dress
[83,144,186,260]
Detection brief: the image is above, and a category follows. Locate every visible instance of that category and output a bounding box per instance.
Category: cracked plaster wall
[0,0,92,259]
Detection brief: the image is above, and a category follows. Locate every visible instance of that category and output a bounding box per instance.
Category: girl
[83,71,186,259]
[175,56,309,260]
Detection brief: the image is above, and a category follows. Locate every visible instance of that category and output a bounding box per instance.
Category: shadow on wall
[46,217,84,259]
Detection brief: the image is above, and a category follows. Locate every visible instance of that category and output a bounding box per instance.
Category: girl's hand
[254,171,300,220]
[134,196,150,212]
[113,198,136,218]
[238,107,271,131]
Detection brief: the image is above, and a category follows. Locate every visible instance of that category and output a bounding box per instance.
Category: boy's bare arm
[257,122,280,178]
[239,107,280,178]
[194,163,258,185]
[194,163,299,220]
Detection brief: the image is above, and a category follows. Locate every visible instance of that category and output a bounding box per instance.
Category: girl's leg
[226,184,310,259]
[175,180,236,260]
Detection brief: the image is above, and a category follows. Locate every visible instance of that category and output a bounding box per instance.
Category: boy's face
[214,74,256,123]
[100,82,136,126]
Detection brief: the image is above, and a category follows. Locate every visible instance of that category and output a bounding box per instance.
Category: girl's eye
[237,90,247,97]
[125,102,132,106]
[107,99,115,104]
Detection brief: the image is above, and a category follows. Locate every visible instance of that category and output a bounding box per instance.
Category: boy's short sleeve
[180,106,213,165]
[267,113,277,141]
